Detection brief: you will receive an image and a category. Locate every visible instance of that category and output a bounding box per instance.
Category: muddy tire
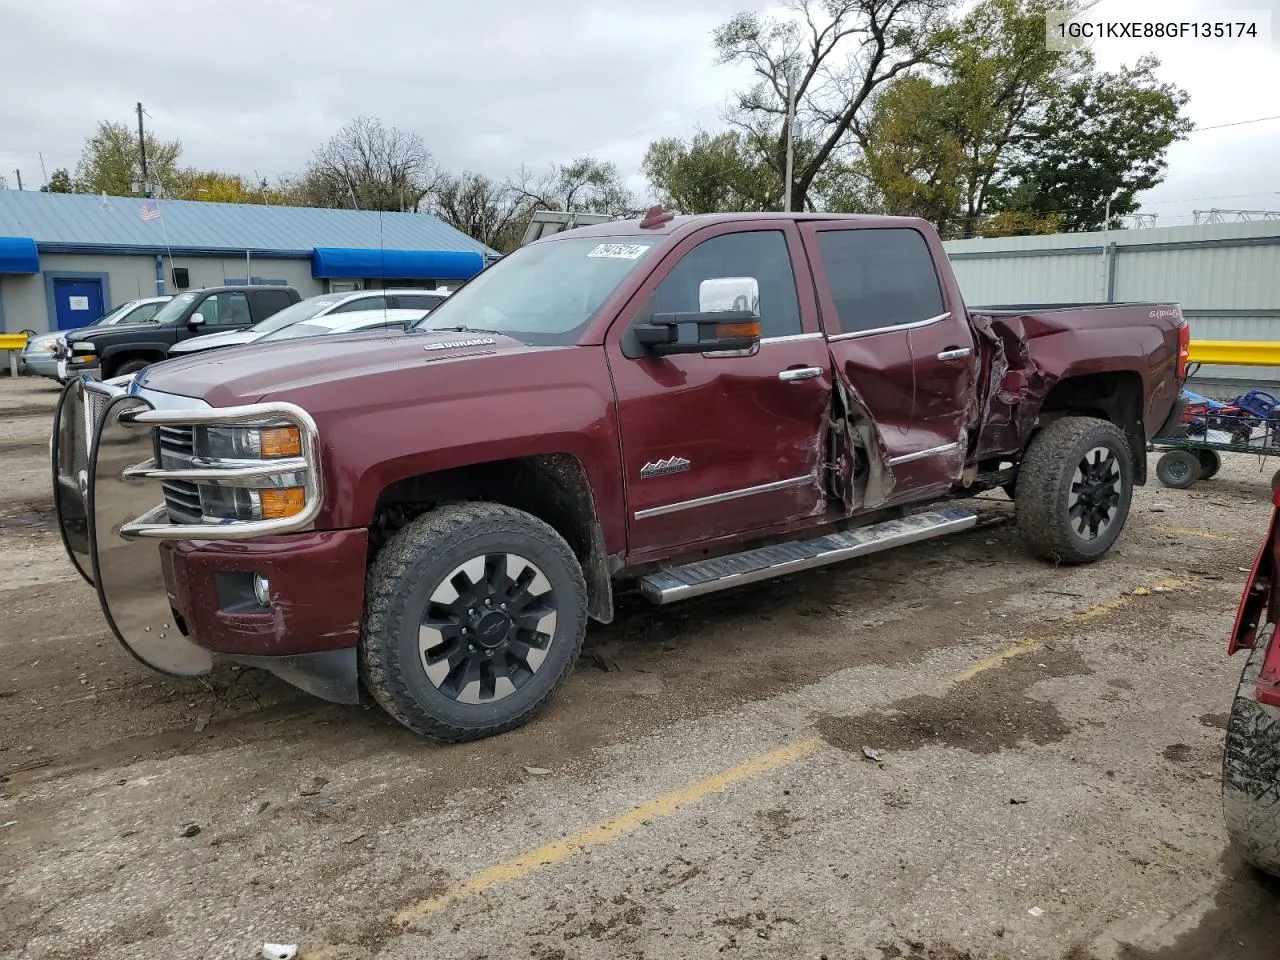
[1156,450,1201,489]
[1197,449,1222,481]
[360,502,587,742]
[1223,630,1280,877]
[1015,416,1133,564]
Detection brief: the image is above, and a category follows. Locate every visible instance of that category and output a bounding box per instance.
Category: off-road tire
[360,502,587,742]
[1223,630,1280,877]
[1196,449,1222,481]
[112,359,149,378]
[1015,416,1133,564]
[1156,450,1201,489]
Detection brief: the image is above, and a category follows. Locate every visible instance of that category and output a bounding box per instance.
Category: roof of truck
[543,211,932,240]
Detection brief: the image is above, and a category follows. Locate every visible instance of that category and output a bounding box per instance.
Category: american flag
[139,200,161,221]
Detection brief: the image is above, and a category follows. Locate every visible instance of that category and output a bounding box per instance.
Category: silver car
[21,296,172,381]
[168,288,450,357]
[252,307,427,343]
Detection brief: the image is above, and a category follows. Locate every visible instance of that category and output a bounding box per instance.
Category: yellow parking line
[383,577,1182,928]
[395,737,822,922]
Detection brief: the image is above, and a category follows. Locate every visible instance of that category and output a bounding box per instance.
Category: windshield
[92,302,138,326]
[248,295,345,334]
[150,293,199,325]
[108,299,169,325]
[413,236,659,345]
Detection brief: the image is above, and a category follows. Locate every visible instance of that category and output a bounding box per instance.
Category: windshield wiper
[417,324,497,335]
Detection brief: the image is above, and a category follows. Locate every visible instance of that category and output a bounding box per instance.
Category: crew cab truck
[52,209,1188,742]
[60,284,300,380]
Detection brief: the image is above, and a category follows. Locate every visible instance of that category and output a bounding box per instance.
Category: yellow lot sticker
[368,578,1184,929]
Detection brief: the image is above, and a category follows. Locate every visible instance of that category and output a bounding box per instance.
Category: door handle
[936,347,972,361]
[778,366,824,382]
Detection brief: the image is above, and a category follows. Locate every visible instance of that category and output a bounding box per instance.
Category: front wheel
[360,502,588,742]
[1014,416,1133,564]
[1156,450,1201,489]
[1223,629,1280,877]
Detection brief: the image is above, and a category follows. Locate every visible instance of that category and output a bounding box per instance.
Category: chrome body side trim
[886,442,961,466]
[827,312,952,342]
[634,474,813,521]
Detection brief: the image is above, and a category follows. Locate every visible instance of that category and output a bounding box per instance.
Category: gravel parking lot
[2,374,1279,960]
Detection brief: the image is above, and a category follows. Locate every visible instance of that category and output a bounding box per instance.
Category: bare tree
[302,117,437,212]
[508,156,636,218]
[716,0,956,210]
[432,171,531,252]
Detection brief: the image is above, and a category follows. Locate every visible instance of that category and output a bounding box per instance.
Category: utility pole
[38,153,48,188]
[136,101,150,198]
[13,170,21,191]
[783,71,797,213]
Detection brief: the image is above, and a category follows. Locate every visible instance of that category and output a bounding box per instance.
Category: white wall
[0,253,324,334]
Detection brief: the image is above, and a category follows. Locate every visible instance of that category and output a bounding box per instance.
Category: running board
[638,507,978,604]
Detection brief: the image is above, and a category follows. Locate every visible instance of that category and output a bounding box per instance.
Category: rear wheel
[1156,450,1201,489]
[1015,416,1133,564]
[1196,449,1222,480]
[1223,629,1280,877]
[360,502,587,742]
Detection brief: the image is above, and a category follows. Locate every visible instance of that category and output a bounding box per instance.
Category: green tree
[74,120,182,196]
[715,0,957,211]
[1003,55,1192,231]
[857,0,1089,236]
[642,130,776,213]
[45,168,74,193]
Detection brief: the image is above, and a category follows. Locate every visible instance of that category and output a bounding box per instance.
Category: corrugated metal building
[0,191,497,334]
[942,220,1280,385]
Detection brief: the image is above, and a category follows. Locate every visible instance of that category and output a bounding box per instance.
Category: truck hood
[68,324,163,348]
[168,329,262,354]
[135,329,526,406]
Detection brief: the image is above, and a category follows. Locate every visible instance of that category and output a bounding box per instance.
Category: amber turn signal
[260,427,302,458]
[259,487,306,519]
[713,320,760,339]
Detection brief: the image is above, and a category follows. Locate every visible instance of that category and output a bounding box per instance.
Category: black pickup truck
[60,285,300,380]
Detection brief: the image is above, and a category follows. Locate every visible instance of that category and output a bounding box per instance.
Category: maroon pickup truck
[52,209,1188,742]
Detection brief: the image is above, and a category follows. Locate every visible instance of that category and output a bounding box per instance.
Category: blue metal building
[0,190,497,333]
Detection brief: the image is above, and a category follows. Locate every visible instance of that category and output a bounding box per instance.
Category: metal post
[246,249,251,285]
[13,170,21,191]
[783,72,796,213]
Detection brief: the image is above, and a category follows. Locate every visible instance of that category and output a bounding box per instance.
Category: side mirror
[634,276,762,356]
[188,313,206,329]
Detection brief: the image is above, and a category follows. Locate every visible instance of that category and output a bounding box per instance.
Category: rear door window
[331,295,386,313]
[814,229,945,335]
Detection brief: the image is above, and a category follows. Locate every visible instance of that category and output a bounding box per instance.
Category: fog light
[253,574,271,606]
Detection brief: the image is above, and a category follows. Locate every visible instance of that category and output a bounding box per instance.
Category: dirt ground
[2,374,1279,960]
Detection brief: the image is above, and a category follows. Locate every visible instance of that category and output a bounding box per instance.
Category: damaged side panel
[968,313,1055,462]
[828,372,896,514]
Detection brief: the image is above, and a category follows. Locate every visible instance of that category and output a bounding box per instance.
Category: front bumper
[51,376,362,704]
[21,353,61,379]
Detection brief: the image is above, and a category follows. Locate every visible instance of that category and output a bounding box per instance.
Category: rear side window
[395,294,445,310]
[331,295,386,313]
[256,289,295,314]
[815,229,945,335]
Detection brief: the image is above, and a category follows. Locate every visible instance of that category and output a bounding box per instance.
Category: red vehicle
[52,209,1188,742]
[1225,493,1280,876]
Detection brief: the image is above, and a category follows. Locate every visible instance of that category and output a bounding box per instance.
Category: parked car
[22,296,172,381]
[1224,489,1280,876]
[53,209,1188,744]
[60,285,301,380]
[253,308,426,343]
[168,288,449,358]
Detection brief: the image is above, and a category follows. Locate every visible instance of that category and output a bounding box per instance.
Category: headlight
[42,341,59,354]
[195,424,302,460]
[198,479,307,521]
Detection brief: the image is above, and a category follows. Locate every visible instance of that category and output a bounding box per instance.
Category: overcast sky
[0,0,1276,226]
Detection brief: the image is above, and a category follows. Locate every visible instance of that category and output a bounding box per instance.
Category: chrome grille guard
[65,377,324,543]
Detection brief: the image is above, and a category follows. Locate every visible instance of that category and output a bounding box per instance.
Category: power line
[1191,114,1280,133]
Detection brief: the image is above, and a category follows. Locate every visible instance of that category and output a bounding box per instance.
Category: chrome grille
[156,426,201,524]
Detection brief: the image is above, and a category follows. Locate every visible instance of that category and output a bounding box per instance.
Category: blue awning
[311,247,484,280]
[0,237,39,274]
